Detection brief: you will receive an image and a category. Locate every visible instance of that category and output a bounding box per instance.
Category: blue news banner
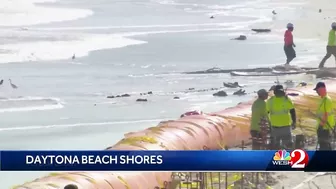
[0,149,334,171]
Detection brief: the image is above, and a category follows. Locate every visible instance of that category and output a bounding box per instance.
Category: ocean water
[0,0,325,187]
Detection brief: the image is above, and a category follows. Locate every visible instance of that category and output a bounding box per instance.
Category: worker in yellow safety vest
[267,85,296,149]
[313,82,335,150]
[250,89,269,150]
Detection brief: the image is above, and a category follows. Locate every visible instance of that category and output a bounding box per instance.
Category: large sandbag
[17,79,336,189]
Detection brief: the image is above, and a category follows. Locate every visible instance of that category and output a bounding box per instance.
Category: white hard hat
[332,22,336,27]
[287,23,294,28]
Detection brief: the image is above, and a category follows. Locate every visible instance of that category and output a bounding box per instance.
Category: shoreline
[2,0,336,188]
[266,0,336,68]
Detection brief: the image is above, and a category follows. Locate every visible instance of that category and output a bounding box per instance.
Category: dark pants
[270,126,293,150]
[319,46,336,68]
[284,45,296,64]
[250,130,263,150]
[317,127,332,150]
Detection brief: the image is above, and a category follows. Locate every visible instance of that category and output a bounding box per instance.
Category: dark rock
[213,91,228,97]
[272,10,277,15]
[223,82,242,88]
[251,29,271,33]
[232,35,247,40]
[188,88,195,90]
[136,98,148,102]
[148,91,153,94]
[288,93,299,96]
[121,94,130,97]
[298,82,307,87]
[116,95,121,97]
[107,95,115,98]
[173,96,180,99]
[319,9,322,13]
[210,16,214,19]
[233,89,246,96]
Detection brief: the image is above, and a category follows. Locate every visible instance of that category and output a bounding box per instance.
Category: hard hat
[313,82,326,90]
[287,23,294,28]
[257,89,268,96]
[274,85,284,92]
[332,22,336,28]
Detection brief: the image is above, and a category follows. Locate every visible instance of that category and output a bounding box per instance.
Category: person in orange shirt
[284,23,296,65]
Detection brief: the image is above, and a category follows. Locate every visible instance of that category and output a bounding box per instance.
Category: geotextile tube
[14,80,336,189]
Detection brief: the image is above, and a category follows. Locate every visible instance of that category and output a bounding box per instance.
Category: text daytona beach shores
[26,155,163,165]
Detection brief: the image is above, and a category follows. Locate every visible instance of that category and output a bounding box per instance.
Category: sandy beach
[261,0,336,188]
[1,0,336,188]
[270,0,336,67]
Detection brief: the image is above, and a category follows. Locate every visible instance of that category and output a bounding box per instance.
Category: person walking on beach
[250,89,269,150]
[284,23,296,65]
[318,22,336,68]
[313,82,335,150]
[267,85,296,149]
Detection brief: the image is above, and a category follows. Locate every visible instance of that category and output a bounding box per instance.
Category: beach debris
[287,92,299,97]
[188,88,195,90]
[273,64,303,71]
[210,15,214,19]
[319,9,322,13]
[72,54,76,60]
[284,80,293,84]
[9,79,18,89]
[185,66,320,75]
[231,35,247,40]
[136,98,148,102]
[233,89,246,96]
[0,79,3,85]
[107,93,130,98]
[251,29,271,33]
[180,110,202,118]
[224,82,242,88]
[213,90,228,97]
[298,82,307,87]
[272,10,277,15]
[140,91,153,95]
[173,96,180,99]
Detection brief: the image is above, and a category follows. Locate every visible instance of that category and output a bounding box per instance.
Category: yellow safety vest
[316,96,335,130]
[267,96,293,127]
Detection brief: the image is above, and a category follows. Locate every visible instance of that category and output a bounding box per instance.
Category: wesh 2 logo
[272,149,309,168]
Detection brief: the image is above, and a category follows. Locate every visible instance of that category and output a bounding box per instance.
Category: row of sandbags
[15,80,336,189]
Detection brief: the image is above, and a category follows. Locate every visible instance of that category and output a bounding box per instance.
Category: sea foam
[0,35,147,63]
[0,0,93,26]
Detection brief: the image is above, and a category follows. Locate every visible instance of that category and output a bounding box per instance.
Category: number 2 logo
[290,149,309,168]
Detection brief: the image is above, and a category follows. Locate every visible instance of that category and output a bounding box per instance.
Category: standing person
[318,22,336,68]
[284,23,296,65]
[267,85,296,149]
[313,82,335,150]
[250,89,269,150]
